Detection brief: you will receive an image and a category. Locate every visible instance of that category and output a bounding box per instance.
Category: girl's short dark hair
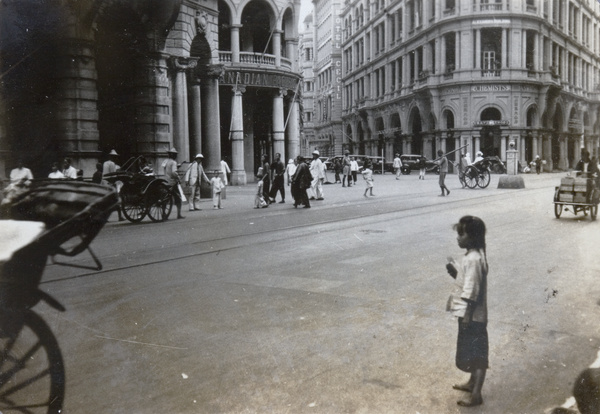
[453,215,486,249]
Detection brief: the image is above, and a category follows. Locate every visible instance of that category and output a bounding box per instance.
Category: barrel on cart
[553,174,600,220]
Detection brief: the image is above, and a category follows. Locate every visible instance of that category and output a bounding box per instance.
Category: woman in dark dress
[291,155,311,208]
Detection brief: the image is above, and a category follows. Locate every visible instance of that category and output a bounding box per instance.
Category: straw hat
[167,147,178,153]
[109,149,118,156]
[312,150,320,156]
[194,153,204,159]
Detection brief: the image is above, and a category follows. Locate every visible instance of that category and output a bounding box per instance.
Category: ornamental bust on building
[340,0,600,170]
[0,0,302,185]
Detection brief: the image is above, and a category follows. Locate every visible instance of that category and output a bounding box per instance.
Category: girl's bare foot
[452,383,473,392]
[457,396,483,407]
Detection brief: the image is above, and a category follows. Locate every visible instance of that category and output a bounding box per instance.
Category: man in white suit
[184,153,209,211]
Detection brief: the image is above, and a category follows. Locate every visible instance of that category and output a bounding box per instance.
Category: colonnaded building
[0,0,302,184]
[340,0,600,170]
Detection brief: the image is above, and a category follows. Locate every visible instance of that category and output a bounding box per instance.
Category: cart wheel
[591,204,598,221]
[477,169,491,188]
[147,185,173,222]
[554,203,563,218]
[0,310,65,413]
[464,166,478,189]
[121,194,146,223]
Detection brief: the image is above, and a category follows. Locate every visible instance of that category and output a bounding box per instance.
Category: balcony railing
[218,51,292,70]
[475,4,503,11]
[481,70,501,77]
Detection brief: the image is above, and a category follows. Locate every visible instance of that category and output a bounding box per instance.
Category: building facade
[311,0,344,157]
[300,13,316,156]
[0,0,302,184]
[340,0,600,169]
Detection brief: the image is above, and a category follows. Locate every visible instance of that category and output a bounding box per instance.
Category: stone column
[475,29,481,69]
[501,29,507,68]
[286,94,300,161]
[542,135,551,170]
[272,89,287,158]
[286,38,298,71]
[441,34,446,73]
[189,79,202,156]
[231,24,241,63]
[475,136,481,154]
[134,52,172,169]
[230,85,247,185]
[273,30,282,67]
[501,136,507,161]
[201,65,224,172]
[53,38,100,173]
[169,57,197,163]
[558,135,568,170]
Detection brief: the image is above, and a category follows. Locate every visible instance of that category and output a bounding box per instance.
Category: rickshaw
[104,156,173,223]
[459,157,493,189]
[0,180,118,413]
[553,172,600,220]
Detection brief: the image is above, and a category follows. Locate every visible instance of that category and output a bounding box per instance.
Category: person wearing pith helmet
[183,153,209,211]
[164,147,185,219]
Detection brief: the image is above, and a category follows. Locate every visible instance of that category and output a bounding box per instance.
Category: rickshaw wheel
[464,166,478,189]
[147,185,173,222]
[554,203,563,218]
[0,310,65,413]
[121,193,146,223]
[477,169,491,188]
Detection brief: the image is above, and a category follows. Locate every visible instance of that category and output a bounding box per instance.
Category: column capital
[231,23,243,29]
[205,64,225,80]
[168,56,198,71]
[276,89,288,98]
[233,85,246,95]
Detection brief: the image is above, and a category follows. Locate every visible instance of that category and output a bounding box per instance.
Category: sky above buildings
[299,0,312,32]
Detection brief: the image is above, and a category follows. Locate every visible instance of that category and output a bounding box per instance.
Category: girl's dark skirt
[456,318,489,372]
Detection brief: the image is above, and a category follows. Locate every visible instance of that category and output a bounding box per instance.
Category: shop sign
[473,120,510,127]
[223,70,298,89]
[472,85,510,92]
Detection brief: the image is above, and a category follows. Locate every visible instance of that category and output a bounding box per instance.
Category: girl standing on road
[445,215,488,407]
[418,156,427,180]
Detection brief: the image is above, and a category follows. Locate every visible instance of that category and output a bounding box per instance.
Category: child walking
[445,215,489,407]
[254,168,269,209]
[361,162,375,197]
[211,174,224,209]
[418,155,427,180]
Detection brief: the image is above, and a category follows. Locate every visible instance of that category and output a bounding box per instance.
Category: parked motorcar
[399,154,440,175]
[370,157,394,174]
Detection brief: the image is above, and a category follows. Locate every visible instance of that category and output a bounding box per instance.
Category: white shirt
[48,171,65,179]
[310,158,326,179]
[10,167,33,184]
[63,165,78,179]
[350,160,359,172]
[220,160,231,185]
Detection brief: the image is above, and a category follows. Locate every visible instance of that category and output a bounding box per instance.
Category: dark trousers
[269,176,285,201]
[263,178,270,201]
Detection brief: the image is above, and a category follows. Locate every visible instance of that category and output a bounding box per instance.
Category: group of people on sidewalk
[255,150,326,209]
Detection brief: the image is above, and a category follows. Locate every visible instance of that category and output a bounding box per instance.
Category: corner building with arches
[340,0,600,170]
[0,0,302,184]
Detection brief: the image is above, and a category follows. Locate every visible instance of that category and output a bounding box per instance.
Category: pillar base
[231,170,247,186]
[498,175,525,189]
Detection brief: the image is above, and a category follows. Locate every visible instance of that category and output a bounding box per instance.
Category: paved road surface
[34,172,600,413]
